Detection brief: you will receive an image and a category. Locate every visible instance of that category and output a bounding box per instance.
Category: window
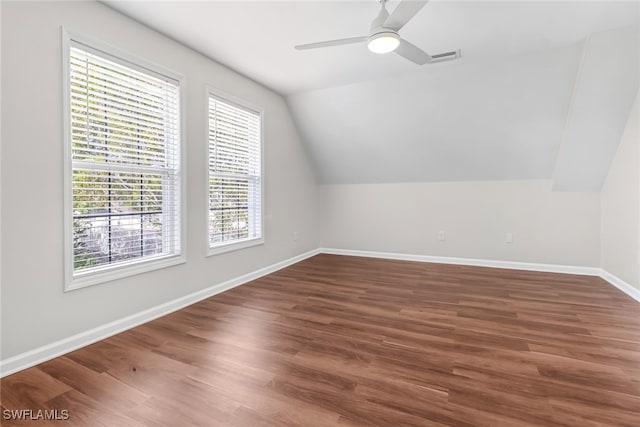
[208,91,263,254]
[64,31,184,290]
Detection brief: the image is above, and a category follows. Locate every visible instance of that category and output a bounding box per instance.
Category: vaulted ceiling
[106,1,639,189]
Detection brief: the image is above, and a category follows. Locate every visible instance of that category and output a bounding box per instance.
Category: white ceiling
[105,1,637,95]
[105,1,639,188]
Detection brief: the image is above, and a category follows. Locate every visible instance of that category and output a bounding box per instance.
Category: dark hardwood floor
[2,254,640,426]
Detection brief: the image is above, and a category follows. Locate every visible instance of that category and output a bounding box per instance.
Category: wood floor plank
[1,367,72,409]
[2,254,639,426]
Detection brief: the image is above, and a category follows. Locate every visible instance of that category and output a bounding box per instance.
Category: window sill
[207,237,264,257]
[65,254,186,292]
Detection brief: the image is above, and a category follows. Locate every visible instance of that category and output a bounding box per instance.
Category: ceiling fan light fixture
[367,32,400,54]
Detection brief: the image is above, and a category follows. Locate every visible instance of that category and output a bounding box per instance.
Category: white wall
[601,92,640,289]
[320,180,600,267]
[0,1,318,360]
[1,0,635,371]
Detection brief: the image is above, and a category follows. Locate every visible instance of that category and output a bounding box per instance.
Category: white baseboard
[320,248,640,303]
[320,248,601,276]
[0,249,320,378]
[600,269,640,303]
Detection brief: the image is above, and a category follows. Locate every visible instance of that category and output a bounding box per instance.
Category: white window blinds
[208,94,262,250]
[68,40,182,279]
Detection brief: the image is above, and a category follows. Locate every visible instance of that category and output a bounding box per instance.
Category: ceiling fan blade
[395,38,431,65]
[383,0,429,31]
[295,36,368,50]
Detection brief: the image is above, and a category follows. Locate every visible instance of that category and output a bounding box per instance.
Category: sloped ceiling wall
[288,24,639,189]
[288,44,582,184]
[553,25,639,191]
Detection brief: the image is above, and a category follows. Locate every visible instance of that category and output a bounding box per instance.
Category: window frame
[62,28,187,291]
[205,86,265,257]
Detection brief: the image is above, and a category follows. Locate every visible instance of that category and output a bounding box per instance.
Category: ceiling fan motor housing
[370,0,391,34]
[367,0,400,54]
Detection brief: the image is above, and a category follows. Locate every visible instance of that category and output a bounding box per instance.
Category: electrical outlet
[505,232,513,243]
[293,231,298,241]
[438,231,446,241]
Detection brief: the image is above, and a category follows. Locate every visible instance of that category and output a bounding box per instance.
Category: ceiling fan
[294,0,460,65]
